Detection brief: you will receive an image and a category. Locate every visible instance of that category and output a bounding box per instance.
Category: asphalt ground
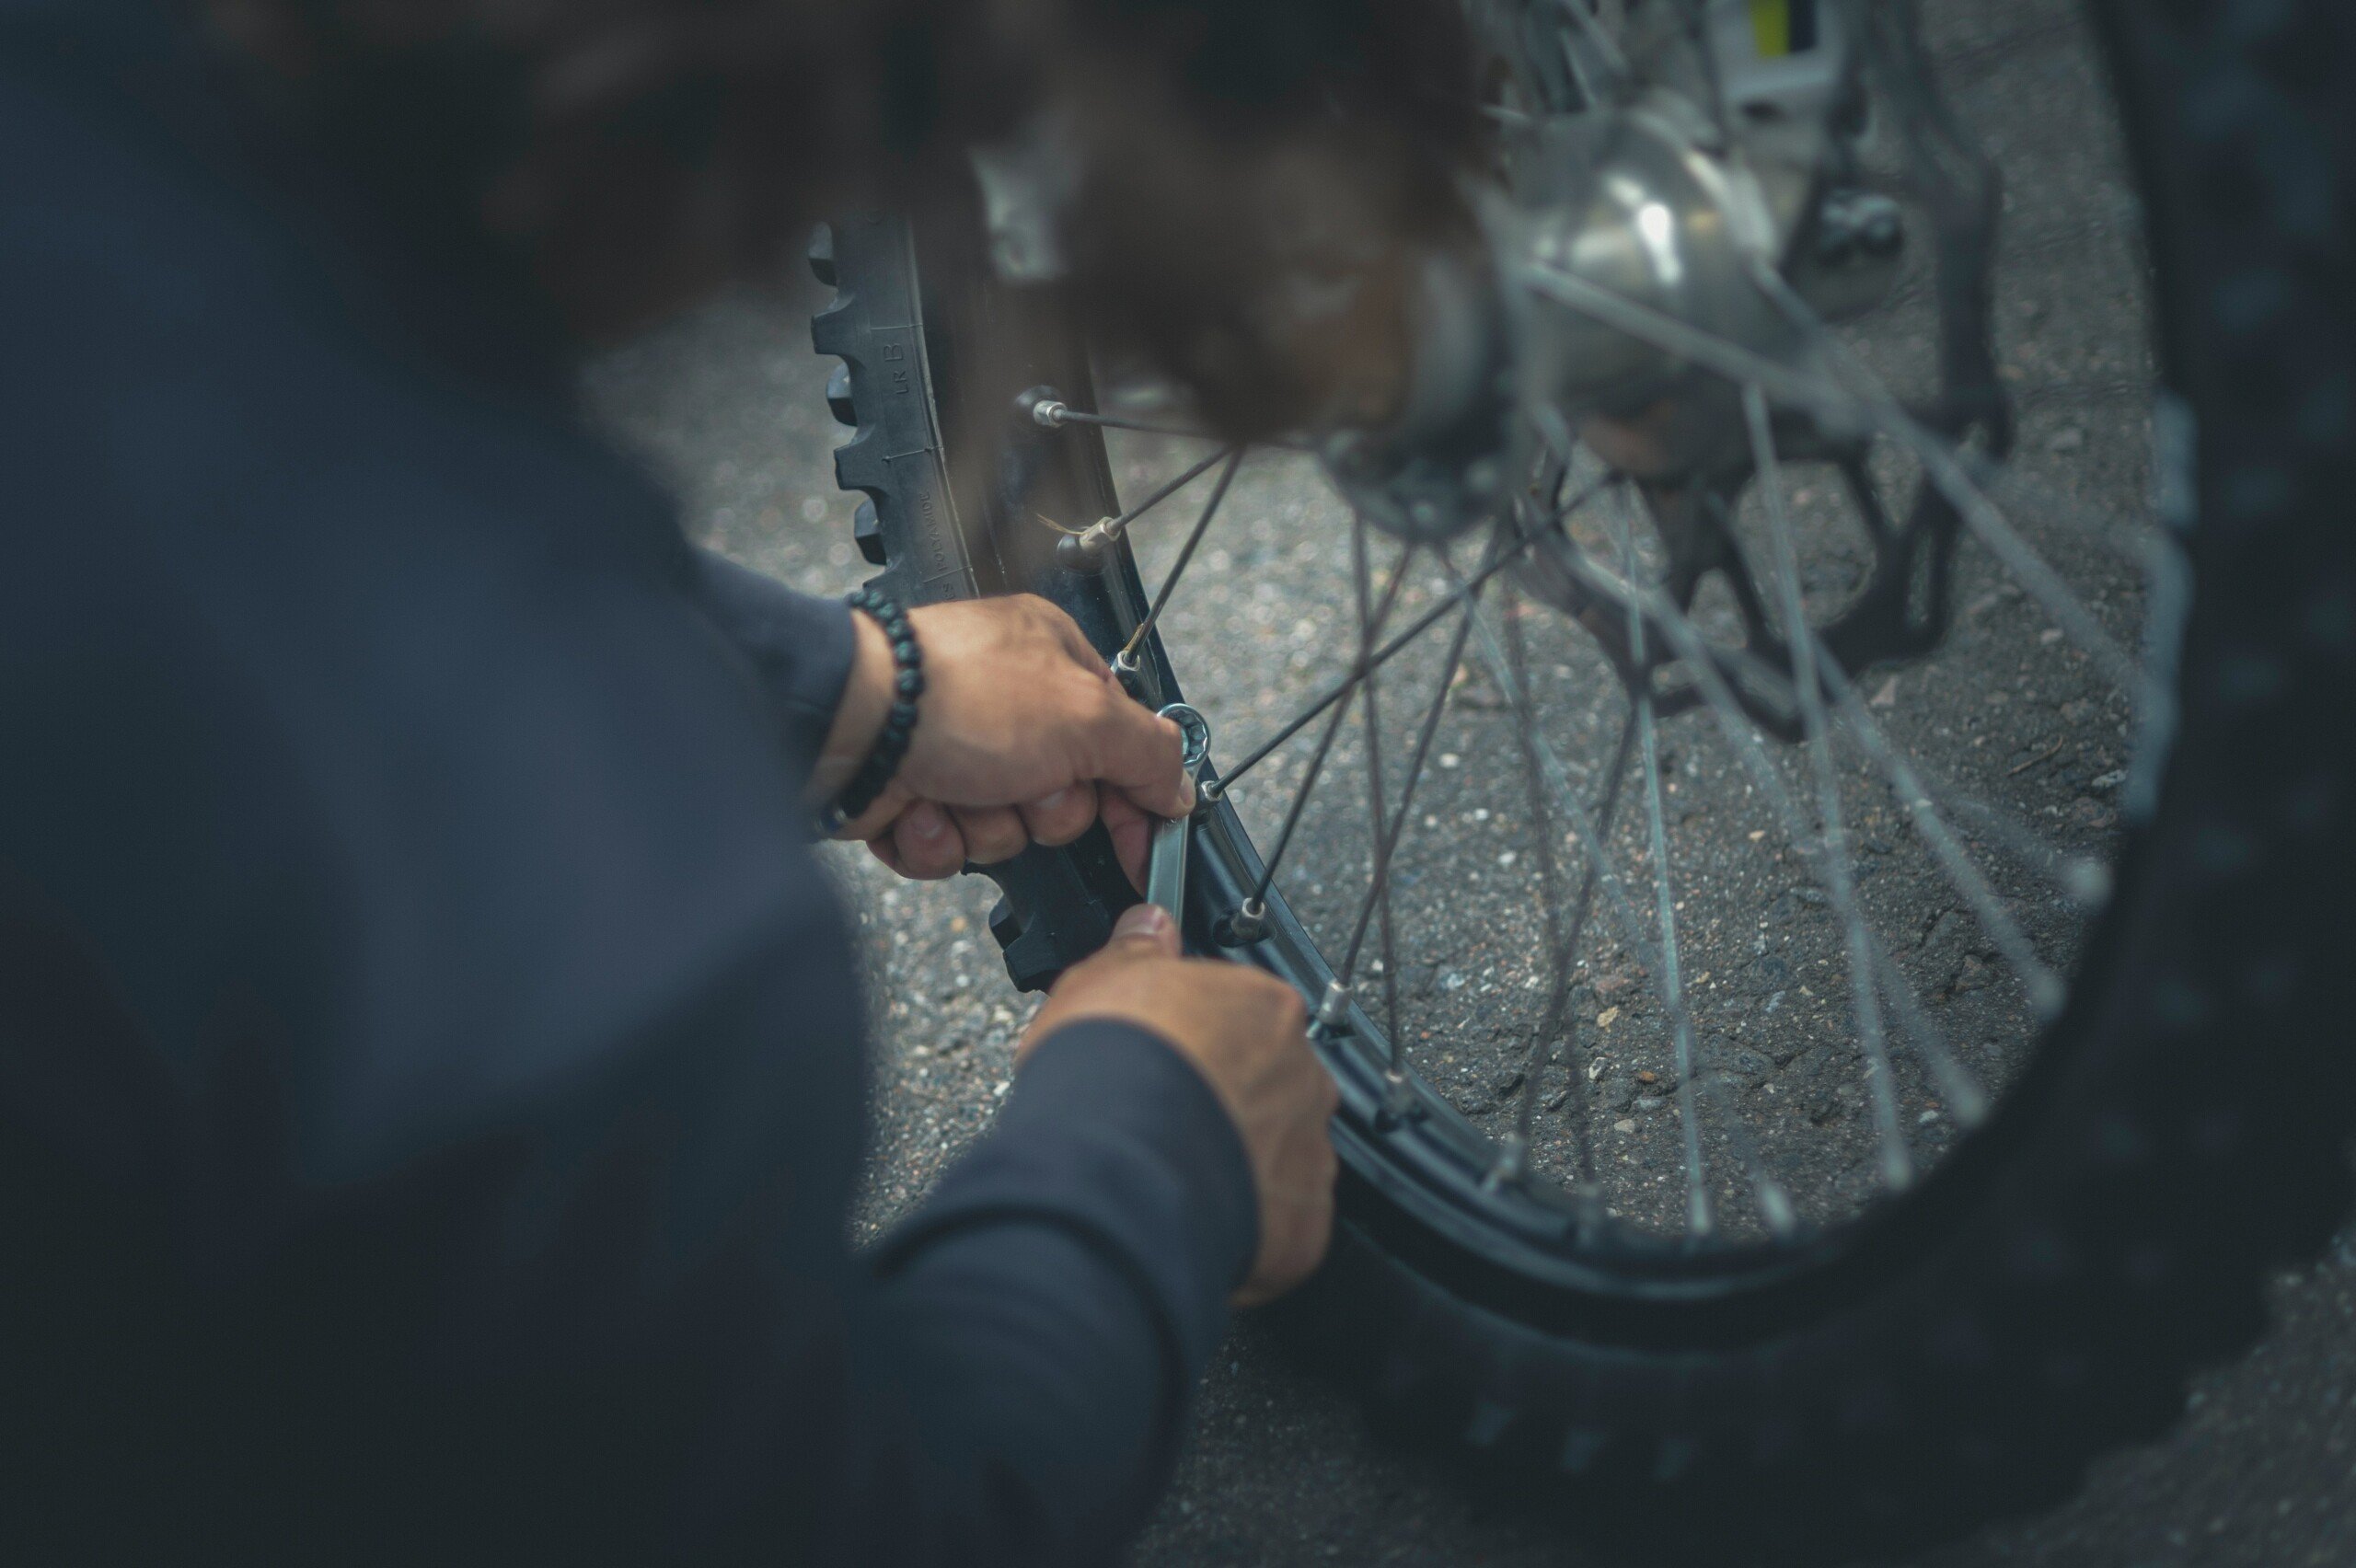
[583,4,2356,1560]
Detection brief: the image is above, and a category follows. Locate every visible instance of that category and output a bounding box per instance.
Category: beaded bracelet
[815,587,925,837]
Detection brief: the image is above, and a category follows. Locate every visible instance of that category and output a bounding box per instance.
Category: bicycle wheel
[811,0,2354,1556]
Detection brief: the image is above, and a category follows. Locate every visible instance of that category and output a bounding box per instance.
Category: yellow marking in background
[1749,0,1792,58]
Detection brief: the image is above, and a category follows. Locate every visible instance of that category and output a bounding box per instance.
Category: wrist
[810,591,928,836]
[804,606,895,809]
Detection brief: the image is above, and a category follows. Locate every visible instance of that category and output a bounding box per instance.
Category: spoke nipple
[1376,1068,1426,1125]
[1214,895,1265,949]
[1017,386,1068,429]
[1056,522,1114,574]
[1315,981,1354,1030]
[1196,777,1224,807]
[1111,646,1143,677]
[1483,1135,1530,1193]
[1212,901,1265,949]
[1569,1188,1608,1242]
[1688,1191,1717,1238]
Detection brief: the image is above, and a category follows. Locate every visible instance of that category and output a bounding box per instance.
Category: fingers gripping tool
[1146,704,1211,928]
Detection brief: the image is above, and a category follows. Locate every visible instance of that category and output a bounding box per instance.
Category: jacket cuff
[873,1021,1259,1379]
[687,549,855,776]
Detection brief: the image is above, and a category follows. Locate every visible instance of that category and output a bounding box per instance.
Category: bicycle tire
[809,3,2356,1556]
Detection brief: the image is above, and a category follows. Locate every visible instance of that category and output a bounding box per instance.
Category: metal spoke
[1964,445,2163,568]
[1618,511,1723,1239]
[1034,399,1309,449]
[1875,721,2111,909]
[1463,598,1664,999]
[1747,260,2144,696]
[1216,524,1556,793]
[1474,587,1834,1227]
[1118,447,1243,666]
[1671,0,1738,144]
[1339,564,1491,999]
[1461,612,1772,1233]
[1868,940,1977,1128]
[1747,385,1913,1195]
[1490,579,1565,1189]
[1525,509,1990,1126]
[1527,425,2064,1036]
[1242,549,1415,906]
[1815,652,2067,1017]
[1553,0,1634,98]
[1460,552,1793,1236]
[1511,712,1636,1191]
[1354,519,1404,1051]
[1518,258,2141,693]
[1091,444,1239,548]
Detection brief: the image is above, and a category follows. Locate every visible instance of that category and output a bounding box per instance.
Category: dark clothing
[0,6,1256,1562]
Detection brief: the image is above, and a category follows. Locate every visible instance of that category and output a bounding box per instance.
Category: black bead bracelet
[816,587,924,836]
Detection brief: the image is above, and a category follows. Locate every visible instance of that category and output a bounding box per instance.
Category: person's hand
[811,595,1193,884]
[1020,903,1338,1307]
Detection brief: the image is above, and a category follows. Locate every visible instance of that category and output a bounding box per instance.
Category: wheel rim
[1019,0,2177,1294]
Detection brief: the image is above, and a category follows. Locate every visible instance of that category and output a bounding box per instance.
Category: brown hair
[202,0,1478,426]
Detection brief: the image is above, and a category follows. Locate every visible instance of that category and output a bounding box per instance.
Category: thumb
[1090,702,1195,821]
[1108,900,1181,957]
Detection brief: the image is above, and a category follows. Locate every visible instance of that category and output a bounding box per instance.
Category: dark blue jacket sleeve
[687,548,859,773]
[0,21,1261,1562]
[877,1023,1257,1379]
[834,1025,1257,1566]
